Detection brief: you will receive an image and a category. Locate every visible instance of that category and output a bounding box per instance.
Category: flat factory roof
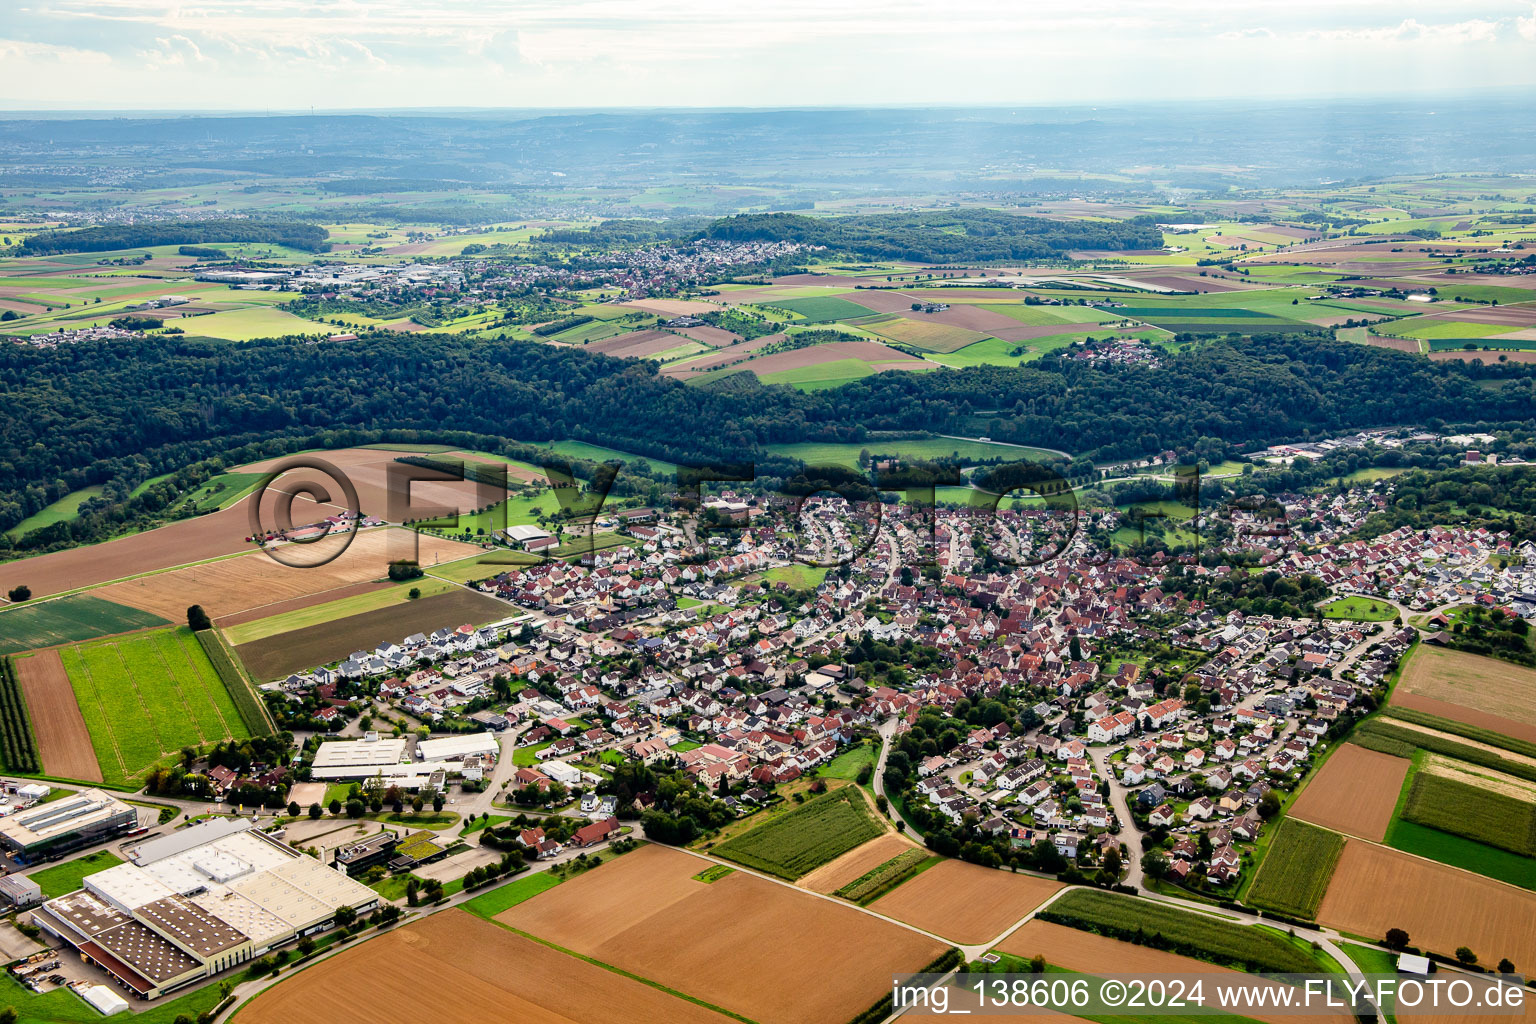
[312,737,409,770]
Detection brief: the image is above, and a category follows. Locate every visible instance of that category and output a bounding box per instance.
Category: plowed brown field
[96,528,479,620]
[1394,646,1536,743]
[12,649,101,781]
[498,844,944,1024]
[867,859,1062,944]
[1318,840,1536,970]
[1289,743,1410,842]
[236,909,734,1024]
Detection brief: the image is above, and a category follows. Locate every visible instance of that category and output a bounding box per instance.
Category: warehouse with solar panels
[33,818,377,1000]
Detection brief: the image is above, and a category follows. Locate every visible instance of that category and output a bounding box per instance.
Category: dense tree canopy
[1,329,1530,547]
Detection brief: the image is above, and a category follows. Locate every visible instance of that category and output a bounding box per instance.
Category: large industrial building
[33,819,377,1000]
[0,789,137,864]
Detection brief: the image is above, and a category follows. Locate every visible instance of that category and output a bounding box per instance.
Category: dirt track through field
[1318,840,1536,973]
[1289,743,1409,842]
[499,844,944,1024]
[236,909,734,1024]
[867,859,1061,944]
[13,649,102,781]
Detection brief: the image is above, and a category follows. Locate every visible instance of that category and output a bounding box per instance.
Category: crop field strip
[59,626,250,786]
[832,848,935,904]
[1244,818,1346,919]
[0,594,168,655]
[194,628,276,736]
[0,656,42,774]
[1038,889,1324,975]
[711,785,883,879]
[1400,765,1536,857]
[1286,742,1409,842]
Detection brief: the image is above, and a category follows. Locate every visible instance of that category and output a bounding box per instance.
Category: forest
[16,218,332,255]
[1,330,1532,550]
[696,210,1166,261]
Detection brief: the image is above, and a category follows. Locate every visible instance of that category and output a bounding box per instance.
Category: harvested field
[499,844,945,1024]
[673,325,740,347]
[237,909,735,1024]
[1429,349,1536,364]
[0,506,255,599]
[660,334,783,377]
[213,579,392,629]
[585,329,679,358]
[12,649,101,781]
[1360,333,1421,352]
[864,316,991,353]
[1317,839,1536,970]
[997,921,1346,1024]
[867,859,1061,944]
[1394,646,1536,743]
[1288,743,1410,842]
[235,586,509,680]
[796,832,919,894]
[236,446,507,522]
[623,298,719,317]
[727,340,927,377]
[96,528,480,621]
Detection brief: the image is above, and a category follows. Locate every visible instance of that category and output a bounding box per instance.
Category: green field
[1320,596,1398,621]
[762,295,876,322]
[755,357,930,390]
[712,786,883,880]
[58,626,251,786]
[1384,818,1536,891]
[0,595,168,655]
[26,850,124,898]
[693,864,735,883]
[817,741,876,781]
[177,305,315,341]
[4,485,104,541]
[1244,818,1346,919]
[1376,318,1512,340]
[1399,768,1536,857]
[180,471,266,511]
[1041,890,1324,974]
[539,440,680,477]
[833,848,934,904]
[461,870,563,919]
[765,436,1061,469]
[759,564,830,591]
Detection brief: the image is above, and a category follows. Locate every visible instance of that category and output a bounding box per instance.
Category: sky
[2,0,1535,111]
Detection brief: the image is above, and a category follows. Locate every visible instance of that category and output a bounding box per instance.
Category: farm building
[504,524,553,548]
[33,819,377,1000]
[309,736,409,779]
[0,789,137,864]
[416,733,499,763]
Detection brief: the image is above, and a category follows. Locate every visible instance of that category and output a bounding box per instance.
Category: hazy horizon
[3,0,1536,111]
